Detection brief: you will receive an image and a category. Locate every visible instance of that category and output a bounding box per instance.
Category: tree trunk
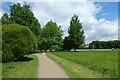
[40,49,42,52]
[50,49,52,52]
[34,45,35,52]
[74,48,76,52]
[45,49,47,52]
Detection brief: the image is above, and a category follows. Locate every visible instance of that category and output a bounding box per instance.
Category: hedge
[2,24,37,62]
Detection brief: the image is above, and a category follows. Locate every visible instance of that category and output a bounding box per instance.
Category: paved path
[37,53,69,78]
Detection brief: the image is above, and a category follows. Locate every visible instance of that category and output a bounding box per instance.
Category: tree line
[88,40,120,49]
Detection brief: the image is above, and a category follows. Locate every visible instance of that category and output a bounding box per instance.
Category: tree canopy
[38,20,63,51]
[2,13,10,24]
[68,15,85,51]
[62,37,74,51]
[2,3,41,37]
[88,40,120,49]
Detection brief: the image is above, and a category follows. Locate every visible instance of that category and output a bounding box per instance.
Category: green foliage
[2,42,13,62]
[2,13,10,24]
[2,3,41,37]
[38,38,49,51]
[62,37,73,51]
[0,26,2,51]
[38,20,63,51]
[2,24,37,62]
[51,45,59,51]
[68,15,85,51]
[88,40,120,49]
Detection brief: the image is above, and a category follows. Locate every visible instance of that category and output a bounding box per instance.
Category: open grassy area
[47,51,118,78]
[2,54,38,78]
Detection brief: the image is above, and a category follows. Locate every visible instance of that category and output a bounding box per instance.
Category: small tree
[68,15,85,51]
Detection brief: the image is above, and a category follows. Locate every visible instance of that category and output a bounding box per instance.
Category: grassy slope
[2,54,38,78]
[47,51,118,78]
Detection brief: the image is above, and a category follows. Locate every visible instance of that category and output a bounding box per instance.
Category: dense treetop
[68,15,85,51]
[38,20,63,51]
[2,3,41,37]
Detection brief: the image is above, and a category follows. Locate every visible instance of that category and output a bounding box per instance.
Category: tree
[38,20,63,51]
[2,24,37,62]
[62,37,74,51]
[2,3,41,37]
[2,13,10,24]
[68,15,85,51]
[88,40,120,49]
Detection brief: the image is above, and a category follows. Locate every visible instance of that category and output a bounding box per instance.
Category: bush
[2,41,13,62]
[51,45,59,51]
[2,24,37,62]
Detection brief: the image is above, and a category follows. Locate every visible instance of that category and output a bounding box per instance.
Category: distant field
[48,51,118,78]
[2,54,38,78]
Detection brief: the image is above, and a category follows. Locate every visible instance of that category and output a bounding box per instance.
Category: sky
[0,0,119,44]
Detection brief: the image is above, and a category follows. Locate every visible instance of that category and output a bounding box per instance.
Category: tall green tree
[38,20,63,51]
[2,3,41,37]
[68,15,85,51]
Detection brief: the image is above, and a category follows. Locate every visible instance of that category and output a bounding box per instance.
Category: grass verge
[2,54,38,78]
[46,53,110,78]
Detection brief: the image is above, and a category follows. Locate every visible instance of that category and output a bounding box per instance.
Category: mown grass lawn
[47,51,118,78]
[2,54,38,78]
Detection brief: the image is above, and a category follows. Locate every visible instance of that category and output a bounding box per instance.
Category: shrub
[2,24,37,62]
[51,45,59,51]
[2,41,13,62]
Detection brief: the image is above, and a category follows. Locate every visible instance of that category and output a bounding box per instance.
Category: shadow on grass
[13,56,33,62]
[5,56,34,69]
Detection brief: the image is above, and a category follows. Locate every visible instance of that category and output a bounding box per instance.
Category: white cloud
[1,0,90,3]
[29,1,118,44]
[85,19,118,43]
[0,9,5,19]
[0,12,3,19]
[1,0,119,2]
[11,1,25,6]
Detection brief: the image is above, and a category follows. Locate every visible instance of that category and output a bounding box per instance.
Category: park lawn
[2,54,38,78]
[47,51,118,78]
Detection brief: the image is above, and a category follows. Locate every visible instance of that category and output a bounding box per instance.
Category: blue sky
[0,1,118,44]
[95,2,118,21]
[1,2,11,14]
